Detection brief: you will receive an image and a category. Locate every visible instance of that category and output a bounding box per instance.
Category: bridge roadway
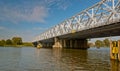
[33,0,120,49]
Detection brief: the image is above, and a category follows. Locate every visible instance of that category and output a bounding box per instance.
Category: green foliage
[0,40,6,46]
[6,39,12,45]
[95,38,110,48]
[0,37,34,47]
[12,37,22,45]
[95,40,104,47]
[103,38,110,47]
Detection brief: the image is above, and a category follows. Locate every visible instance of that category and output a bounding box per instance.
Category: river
[0,47,120,71]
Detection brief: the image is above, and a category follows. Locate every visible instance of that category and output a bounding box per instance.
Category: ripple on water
[0,47,120,71]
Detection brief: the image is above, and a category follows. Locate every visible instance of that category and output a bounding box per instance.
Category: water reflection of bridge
[52,48,120,70]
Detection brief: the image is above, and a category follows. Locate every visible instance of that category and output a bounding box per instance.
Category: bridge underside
[34,22,120,49]
[59,22,120,39]
[52,38,88,49]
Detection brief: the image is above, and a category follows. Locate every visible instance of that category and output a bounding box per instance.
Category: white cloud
[0,5,48,24]
[0,0,72,24]
[22,6,48,23]
[0,0,72,41]
[0,26,6,30]
[44,0,71,10]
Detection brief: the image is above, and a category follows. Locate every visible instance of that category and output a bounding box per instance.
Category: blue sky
[0,0,119,42]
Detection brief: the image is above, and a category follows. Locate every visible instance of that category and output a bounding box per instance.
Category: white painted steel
[34,0,120,42]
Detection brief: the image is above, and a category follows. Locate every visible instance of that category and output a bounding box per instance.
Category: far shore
[0,45,34,47]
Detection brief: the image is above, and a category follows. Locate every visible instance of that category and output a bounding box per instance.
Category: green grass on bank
[0,42,34,47]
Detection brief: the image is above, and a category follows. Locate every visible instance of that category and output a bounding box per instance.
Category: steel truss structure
[34,0,120,42]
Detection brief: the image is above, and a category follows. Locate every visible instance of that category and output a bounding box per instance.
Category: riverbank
[0,45,33,48]
[0,42,34,47]
[0,44,34,48]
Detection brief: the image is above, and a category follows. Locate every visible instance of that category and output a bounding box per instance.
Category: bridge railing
[34,0,120,42]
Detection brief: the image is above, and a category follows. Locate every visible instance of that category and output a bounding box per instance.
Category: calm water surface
[0,47,120,71]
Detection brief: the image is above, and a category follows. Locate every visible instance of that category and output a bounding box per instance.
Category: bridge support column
[63,40,66,48]
[74,40,77,48]
[73,39,88,49]
[53,37,62,48]
[70,40,73,48]
[52,38,88,49]
[32,42,38,47]
[37,42,53,48]
[64,39,88,49]
[46,43,49,47]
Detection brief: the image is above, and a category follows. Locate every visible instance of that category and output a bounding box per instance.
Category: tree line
[0,37,112,47]
[0,37,33,47]
[88,38,110,47]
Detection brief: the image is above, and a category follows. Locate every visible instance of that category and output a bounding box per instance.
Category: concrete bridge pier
[69,39,88,49]
[70,40,73,48]
[43,42,53,48]
[53,37,62,48]
[32,42,38,47]
[53,37,89,49]
[63,40,66,48]
[32,42,53,48]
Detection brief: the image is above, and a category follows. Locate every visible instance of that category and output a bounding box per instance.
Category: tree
[0,40,6,46]
[103,38,110,47]
[95,40,104,47]
[6,39,12,45]
[12,37,22,45]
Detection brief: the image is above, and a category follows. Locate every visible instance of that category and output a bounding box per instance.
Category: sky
[0,0,119,42]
